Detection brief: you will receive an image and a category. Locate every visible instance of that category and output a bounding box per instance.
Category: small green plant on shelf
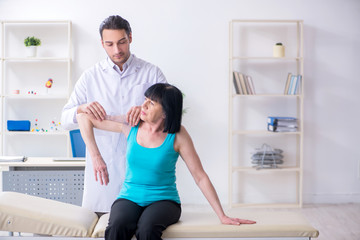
[24,36,41,47]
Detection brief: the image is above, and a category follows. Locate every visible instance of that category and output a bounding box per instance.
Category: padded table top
[92,209,319,238]
[0,192,319,238]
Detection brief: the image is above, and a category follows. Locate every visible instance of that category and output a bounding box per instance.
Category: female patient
[77,83,256,240]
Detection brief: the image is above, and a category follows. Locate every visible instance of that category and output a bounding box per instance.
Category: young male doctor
[61,15,167,214]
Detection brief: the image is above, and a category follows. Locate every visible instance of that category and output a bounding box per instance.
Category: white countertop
[0,157,86,167]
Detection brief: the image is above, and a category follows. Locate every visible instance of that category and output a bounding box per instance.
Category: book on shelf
[244,75,253,94]
[246,75,256,95]
[294,74,302,94]
[238,72,248,94]
[276,123,298,128]
[232,72,241,94]
[267,116,297,125]
[289,75,297,94]
[284,73,302,95]
[284,73,292,94]
[232,71,256,95]
[267,124,298,132]
[267,116,298,132]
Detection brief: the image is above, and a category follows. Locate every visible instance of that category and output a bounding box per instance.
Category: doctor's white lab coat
[61,55,166,212]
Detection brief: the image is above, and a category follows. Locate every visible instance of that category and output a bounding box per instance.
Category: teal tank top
[118,125,180,206]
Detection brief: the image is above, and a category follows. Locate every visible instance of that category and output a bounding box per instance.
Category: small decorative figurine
[32,118,40,132]
[49,119,60,132]
[45,78,53,94]
[45,78,53,88]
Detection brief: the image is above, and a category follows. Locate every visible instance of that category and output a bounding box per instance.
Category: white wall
[0,0,359,205]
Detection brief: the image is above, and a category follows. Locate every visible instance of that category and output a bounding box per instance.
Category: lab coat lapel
[121,56,141,79]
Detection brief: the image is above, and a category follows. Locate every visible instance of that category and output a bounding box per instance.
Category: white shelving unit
[229,20,304,208]
[0,20,72,157]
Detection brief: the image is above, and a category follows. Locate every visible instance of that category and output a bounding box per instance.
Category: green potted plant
[24,36,41,57]
[273,42,285,58]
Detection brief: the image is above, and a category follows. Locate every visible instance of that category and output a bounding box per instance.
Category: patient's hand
[220,215,256,225]
[92,154,109,185]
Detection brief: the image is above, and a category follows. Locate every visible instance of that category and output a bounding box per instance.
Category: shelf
[232,130,301,135]
[232,166,301,173]
[3,20,70,24]
[231,19,303,23]
[3,94,69,99]
[1,20,72,157]
[229,19,304,208]
[5,131,68,136]
[0,157,85,167]
[231,57,302,61]
[232,94,302,97]
[3,57,71,61]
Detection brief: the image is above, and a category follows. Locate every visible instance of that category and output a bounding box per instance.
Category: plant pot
[273,45,285,58]
[26,46,37,57]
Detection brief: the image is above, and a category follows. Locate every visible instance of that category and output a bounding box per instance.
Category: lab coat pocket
[129,83,154,106]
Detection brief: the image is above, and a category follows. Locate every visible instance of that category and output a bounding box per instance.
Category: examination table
[0,192,319,239]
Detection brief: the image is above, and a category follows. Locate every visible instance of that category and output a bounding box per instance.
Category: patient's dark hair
[145,83,183,133]
[99,15,132,39]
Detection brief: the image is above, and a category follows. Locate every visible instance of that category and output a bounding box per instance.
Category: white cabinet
[0,21,72,157]
[228,20,304,207]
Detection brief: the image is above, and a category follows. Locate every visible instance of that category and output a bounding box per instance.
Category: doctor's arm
[176,126,256,225]
[62,73,96,129]
[126,106,141,126]
[76,113,129,185]
[77,102,107,121]
[62,72,108,126]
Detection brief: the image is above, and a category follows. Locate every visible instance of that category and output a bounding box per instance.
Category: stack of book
[284,73,302,95]
[267,116,298,132]
[232,71,256,95]
[250,144,284,169]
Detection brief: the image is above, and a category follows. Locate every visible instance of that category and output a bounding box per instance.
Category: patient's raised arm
[76,113,130,185]
[105,114,127,123]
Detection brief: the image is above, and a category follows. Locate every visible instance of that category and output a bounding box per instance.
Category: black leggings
[105,198,181,240]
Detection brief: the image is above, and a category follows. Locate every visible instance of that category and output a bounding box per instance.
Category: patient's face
[140,98,165,123]
[101,29,132,70]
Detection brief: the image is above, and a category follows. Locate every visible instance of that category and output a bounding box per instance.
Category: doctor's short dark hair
[145,83,183,134]
[99,15,132,39]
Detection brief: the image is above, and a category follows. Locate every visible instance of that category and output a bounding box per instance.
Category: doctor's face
[101,29,132,70]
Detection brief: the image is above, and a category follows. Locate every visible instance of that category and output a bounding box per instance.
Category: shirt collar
[106,54,134,75]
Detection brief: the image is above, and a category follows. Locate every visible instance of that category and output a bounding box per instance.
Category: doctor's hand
[220,215,256,225]
[126,106,141,126]
[92,155,109,185]
[78,102,106,121]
